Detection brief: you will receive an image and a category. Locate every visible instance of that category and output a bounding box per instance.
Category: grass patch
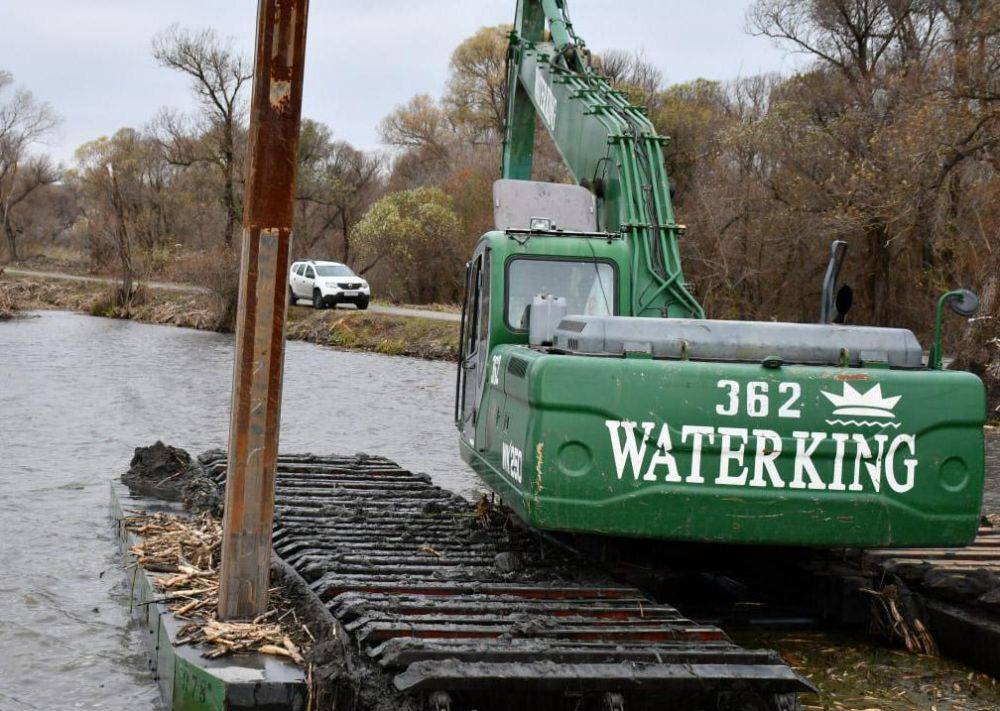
[287,307,458,361]
[372,298,461,314]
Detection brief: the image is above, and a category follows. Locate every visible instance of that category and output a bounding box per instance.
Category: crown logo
[821,382,900,419]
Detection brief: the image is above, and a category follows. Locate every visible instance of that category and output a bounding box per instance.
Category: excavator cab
[456,0,986,549]
[456,180,614,444]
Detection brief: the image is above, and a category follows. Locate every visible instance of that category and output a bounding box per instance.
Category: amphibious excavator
[456,0,986,548]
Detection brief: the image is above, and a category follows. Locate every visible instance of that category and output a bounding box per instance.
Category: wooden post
[218,0,310,621]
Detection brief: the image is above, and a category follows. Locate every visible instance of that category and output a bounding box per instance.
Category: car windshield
[315,265,355,278]
[507,258,615,329]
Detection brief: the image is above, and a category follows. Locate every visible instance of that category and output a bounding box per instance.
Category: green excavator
[456,0,985,548]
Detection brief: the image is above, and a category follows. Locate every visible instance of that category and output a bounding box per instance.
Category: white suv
[289,260,371,310]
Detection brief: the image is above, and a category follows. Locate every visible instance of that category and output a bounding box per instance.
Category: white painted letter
[681,425,715,484]
[849,433,888,493]
[886,434,917,493]
[605,420,654,480]
[828,433,851,491]
[644,424,682,482]
[716,427,749,486]
[750,429,784,488]
[791,432,827,490]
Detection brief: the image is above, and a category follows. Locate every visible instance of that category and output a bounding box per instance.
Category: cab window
[463,256,482,356]
[506,258,616,329]
[305,266,316,279]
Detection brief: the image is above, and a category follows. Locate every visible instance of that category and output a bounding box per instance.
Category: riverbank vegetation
[0,282,17,320]
[0,275,459,361]
[2,2,998,408]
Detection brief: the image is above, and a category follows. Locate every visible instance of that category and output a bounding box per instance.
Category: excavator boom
[503,0,702,318]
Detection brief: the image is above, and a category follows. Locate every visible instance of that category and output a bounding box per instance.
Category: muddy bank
[285,309,457,360]
[1,275,217,327]
[0,275,459,362]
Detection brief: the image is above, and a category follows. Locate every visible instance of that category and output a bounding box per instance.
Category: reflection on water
[0,311,478,709]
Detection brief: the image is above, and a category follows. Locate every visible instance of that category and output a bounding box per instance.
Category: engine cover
[551,315,923,368]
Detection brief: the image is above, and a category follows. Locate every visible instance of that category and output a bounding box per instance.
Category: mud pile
[122,441,222,514]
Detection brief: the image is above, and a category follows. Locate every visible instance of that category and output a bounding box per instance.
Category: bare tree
[73,129,165,305]
[1,157,59,261]
[297,133,383,264]
[153,26,252,247]
[747,0,938,94]
[105,162,136,302]
[379,95,453,160]
[13,181,79,249]
[0,71,59,262]
[597,50,665,97]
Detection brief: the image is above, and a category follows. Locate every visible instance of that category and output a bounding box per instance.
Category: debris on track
[858,520,1000,678]
[859,582,938,655]
[198,450,810,711]
[124,510,311,664]
[867,523,1000,615]
[737,629,1000,711]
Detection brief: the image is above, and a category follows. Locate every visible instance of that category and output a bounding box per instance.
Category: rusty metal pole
[218,0,310,620]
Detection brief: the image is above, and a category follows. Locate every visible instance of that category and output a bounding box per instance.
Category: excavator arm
[502,0,703,318]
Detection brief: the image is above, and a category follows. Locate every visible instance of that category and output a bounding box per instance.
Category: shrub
[352,187,466,304]
[177,247,240,332]
[88,283,149,318]
[139,243,176,276]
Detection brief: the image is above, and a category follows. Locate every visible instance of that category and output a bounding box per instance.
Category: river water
[4,311,999,711]
[0,311,476,710]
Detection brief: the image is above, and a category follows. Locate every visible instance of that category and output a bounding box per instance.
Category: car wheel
[313,289,324,310]
[357,296,370,311]
[288,286,297,306]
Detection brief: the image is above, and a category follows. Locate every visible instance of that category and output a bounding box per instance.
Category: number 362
[715,380,802,419]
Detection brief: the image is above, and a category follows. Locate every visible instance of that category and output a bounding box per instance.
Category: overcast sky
[2,1,802,165]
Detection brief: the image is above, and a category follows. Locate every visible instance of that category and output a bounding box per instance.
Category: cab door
[456,247,490,445]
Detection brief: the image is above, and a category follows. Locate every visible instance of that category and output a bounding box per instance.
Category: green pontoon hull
[462,347,985,548]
